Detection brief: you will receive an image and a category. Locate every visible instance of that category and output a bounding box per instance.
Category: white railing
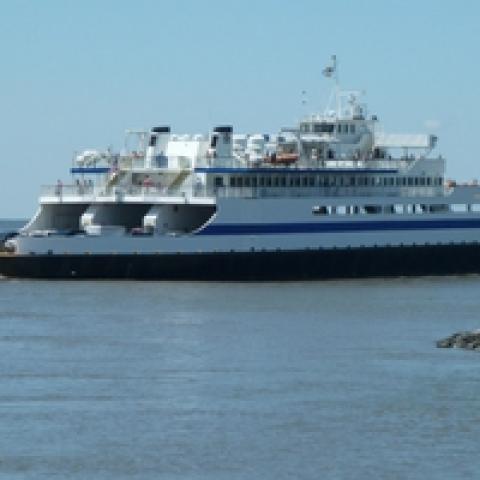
[215,186,440,199]
[41,185,96,197]
[193,156,425,171]
[40,184,213,200]
[41,183,444,202]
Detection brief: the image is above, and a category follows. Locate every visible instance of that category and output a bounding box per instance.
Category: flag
[322,66,334,77]
[322,55,336,77]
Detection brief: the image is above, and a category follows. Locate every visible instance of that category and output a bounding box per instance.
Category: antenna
[322,55,340,116]
[322,57,365,119]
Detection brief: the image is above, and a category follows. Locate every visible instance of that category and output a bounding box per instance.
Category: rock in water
[436,331,480,351]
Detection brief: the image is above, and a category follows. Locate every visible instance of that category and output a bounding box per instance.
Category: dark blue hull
[1,244,480,280]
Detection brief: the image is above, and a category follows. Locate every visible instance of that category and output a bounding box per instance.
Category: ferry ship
[2,57,480,280]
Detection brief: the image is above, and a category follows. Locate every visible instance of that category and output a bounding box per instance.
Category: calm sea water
[0,219,25,235]
[1,219,480,479]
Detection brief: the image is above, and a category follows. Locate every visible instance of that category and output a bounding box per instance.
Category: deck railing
[40,184,213,200]
[41,183,444,202]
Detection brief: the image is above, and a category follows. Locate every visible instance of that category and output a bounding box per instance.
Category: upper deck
[40,153,446,205]
[42,60,449,207]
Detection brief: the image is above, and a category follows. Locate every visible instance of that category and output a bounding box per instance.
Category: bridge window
[314,123,335,133]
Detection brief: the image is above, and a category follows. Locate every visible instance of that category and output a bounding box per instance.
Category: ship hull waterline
[1,244,480,280]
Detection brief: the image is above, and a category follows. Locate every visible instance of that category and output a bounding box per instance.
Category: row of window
[299,123,356,135]
[217,175,444,189]
[312,203,479,216]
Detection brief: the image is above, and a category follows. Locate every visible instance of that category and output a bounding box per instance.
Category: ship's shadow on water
[0,276,480,479]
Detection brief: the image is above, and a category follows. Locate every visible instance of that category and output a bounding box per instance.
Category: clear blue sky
[1,0,479,218]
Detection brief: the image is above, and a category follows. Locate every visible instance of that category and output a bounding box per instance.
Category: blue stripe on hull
[198,218,480,235]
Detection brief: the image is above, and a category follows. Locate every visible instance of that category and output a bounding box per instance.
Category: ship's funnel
[146,126,171,168]
[151,126,170,134]
[209,125,233,159]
